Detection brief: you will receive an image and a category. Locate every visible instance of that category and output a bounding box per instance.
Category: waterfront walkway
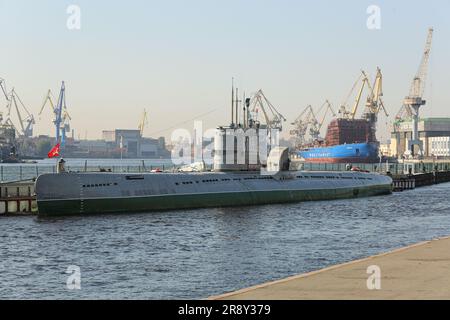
[211,236,450,300]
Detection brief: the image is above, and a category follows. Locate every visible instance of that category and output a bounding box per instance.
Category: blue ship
[298,142,379,163]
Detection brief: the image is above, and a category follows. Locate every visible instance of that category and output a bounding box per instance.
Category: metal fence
[299,161,450,175]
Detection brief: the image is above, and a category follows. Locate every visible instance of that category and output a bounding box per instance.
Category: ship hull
[37,185,392,216]
[298,143,379,164]
[35,171,392,216]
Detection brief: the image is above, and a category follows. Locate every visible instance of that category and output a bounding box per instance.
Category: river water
[1,163,450,299]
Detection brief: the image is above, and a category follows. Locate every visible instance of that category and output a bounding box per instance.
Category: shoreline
[210,236,450,300]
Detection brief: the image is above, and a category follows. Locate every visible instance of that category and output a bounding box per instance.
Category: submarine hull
[35,171,392,216]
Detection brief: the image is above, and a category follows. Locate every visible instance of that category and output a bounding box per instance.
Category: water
[1,180,450,299]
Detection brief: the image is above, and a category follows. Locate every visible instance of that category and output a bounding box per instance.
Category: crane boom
[403,28,434,157]
[0,78,9,102]
[138,109,149,136]
[39,90,56,116]
[319,100,336,130]
[351,71,369,119]
[409,28,433,98]
[250,90,286,130]
[55,82,67,144]
[6,88,35,137]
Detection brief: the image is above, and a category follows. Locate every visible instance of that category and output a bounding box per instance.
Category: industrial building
[391,118,450,158]
[430,137,450,157]
[101,129,169,158]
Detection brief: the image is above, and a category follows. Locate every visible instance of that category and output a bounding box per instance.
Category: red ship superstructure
[324,118,376,147]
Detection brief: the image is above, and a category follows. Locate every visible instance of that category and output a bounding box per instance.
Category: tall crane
[0,78,9,124]
[138,108,149,136]
[6,88,35,137]
[48,81,71,145]
[338,71,369,119]
[290,105,318,148]
[248,90,286,131]
[350,71,371,120]
[306,100,337,142]
[0,78,8,102]
[39,87,72,144]
[404,28,434,157]
[39,90,57,116]
[362,68,389,131]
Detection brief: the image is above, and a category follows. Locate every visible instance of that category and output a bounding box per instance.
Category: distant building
[114,129,141,158]
[391,118,450,158]
[77,140,109,153]
[379,142,392,157]
[430,137,450,157]
[140,137,169,158]
[102,130,115,142]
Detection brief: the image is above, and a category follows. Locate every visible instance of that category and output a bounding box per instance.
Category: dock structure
[391,170,450,191]
[210,236,450,300]
[0,181,37,215]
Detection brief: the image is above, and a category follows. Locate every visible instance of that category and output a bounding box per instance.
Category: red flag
[48,143,61,158]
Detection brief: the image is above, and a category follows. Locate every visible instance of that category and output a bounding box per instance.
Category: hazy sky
[0,0,448,142]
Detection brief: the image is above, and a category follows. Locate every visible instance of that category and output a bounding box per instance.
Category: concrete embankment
[210,236,450,300]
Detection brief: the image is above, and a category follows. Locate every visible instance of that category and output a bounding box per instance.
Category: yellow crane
[6,88,35,137]
[39,89,72,129]
[138,108,149,136]
[350,71,370,120]
[364,67,388,117]
[338,71,368,119]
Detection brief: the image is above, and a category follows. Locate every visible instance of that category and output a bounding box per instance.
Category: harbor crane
[338,71,368,119]
[39,85,72,144]
[362,67,389,130]
[308,100,337,142]
[403,28,434,157]
[338,69,388,123]
[291,100,336,147]
[248,90,286,131]
[316,100,336,137]
[0,78,9,124]
[5,88,35,137]
[138,108,149,136]
[290,105,319,148]
[0,78,8,102]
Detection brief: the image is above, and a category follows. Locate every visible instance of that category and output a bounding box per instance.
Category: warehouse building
[391,118,450,158]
